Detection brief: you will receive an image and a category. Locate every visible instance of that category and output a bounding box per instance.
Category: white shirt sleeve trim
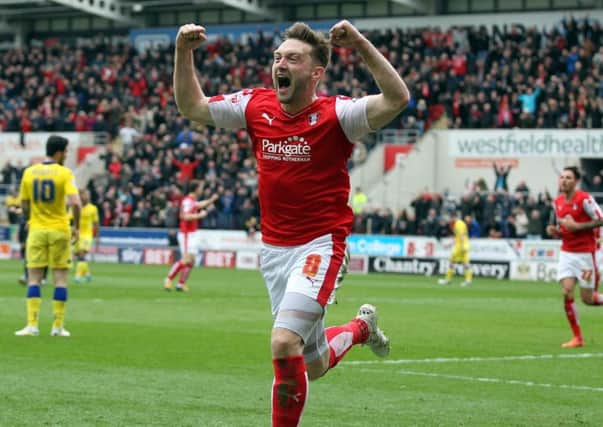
[335,96,373,142]
[583,195,603,220]
[207,91,252,129]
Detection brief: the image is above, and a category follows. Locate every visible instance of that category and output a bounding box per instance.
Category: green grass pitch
[1,259,601,426]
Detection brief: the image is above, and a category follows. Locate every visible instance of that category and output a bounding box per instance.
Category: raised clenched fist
[176,24,207,50]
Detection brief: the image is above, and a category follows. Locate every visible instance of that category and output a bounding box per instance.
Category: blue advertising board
[100,227,169,247]
[0,225,11,241]
[346,235,405,257]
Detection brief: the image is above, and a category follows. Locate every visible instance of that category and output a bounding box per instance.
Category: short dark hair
[563,166,581,180]
[283,22,331,68]
[46,135,69,157]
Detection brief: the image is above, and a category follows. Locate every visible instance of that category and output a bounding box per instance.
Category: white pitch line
[392,370,603,392]
[342,352,603,365]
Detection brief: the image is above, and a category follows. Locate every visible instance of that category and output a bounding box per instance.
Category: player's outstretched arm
[20,199,30,222]
[330,20,410,130]
[174,24,215,126]
[559,215,603,232]
[197,194,219,210]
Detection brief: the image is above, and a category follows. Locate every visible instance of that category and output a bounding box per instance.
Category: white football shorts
[177,230,201,255]
[557,250,598,289]
[260,233,347,317]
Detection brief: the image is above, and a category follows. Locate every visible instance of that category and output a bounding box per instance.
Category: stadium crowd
[0,16,601,234]
[352,180,554,239]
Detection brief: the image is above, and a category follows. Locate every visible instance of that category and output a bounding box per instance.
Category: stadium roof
[0,0,429,26]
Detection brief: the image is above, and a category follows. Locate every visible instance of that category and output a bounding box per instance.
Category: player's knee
[184,253,194,265]
[271,328,303,358]
[581,293,595,305]
[305,353,329,381]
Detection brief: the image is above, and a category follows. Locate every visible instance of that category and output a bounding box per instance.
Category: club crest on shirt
[308,112,320,126]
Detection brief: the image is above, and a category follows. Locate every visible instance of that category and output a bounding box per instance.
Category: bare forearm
[197,199,215,210]
[575,218,603,231]
[174,48,205,117]
[356,38,409,106]
[72,205,81,231]
[21,201,30,221]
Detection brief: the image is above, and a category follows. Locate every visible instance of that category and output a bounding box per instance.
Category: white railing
[377,128,423,145]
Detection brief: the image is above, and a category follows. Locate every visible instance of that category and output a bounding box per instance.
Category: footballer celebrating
[547,166,603,348]
[174,20,409,426]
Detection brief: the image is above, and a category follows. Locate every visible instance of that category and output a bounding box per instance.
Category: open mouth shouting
[276,75,292,95]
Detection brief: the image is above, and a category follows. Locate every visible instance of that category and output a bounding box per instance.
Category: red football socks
[167,261,183,280]
[325,318,370,369]
[564,297,583,340]
[272,355,307,427]
[178,265,192,285]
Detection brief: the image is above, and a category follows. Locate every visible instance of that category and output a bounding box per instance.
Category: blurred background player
[439,211,473,287]
[547,166,603,348]
[164,183,218,292]
[74,189,99,283]
[15,135,81,337]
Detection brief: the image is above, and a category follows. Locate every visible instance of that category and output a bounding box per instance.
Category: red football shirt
[179,195,199,233]
[554,190,602,252]
[208,88,372,246]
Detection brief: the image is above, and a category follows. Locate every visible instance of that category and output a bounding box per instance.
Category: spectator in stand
[514,180,530,197]
[484,217,503,238]
[513,207,529,239]
[527,209,544,239]
[465,214,481,238]
[164,200,180,229]
[351,187,368,214]
[381,208,395,235]
[493,161,511,192]
[503,214,517,238]
[421,208,440,237]
[518,83,543,115]
[394,209,411,235]
[107,155,122,186]
[118,114,141,153]
[176,123,194,147]
[172,155,200,184]
[404,211,418,235]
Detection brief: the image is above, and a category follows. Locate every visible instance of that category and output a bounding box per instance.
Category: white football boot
[51,327,71,337]
[356,304,390,357]
[15,326,39,336]
[15,326,40,337]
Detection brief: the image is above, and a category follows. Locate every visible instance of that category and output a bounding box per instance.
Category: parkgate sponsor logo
[260,136,311,162]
